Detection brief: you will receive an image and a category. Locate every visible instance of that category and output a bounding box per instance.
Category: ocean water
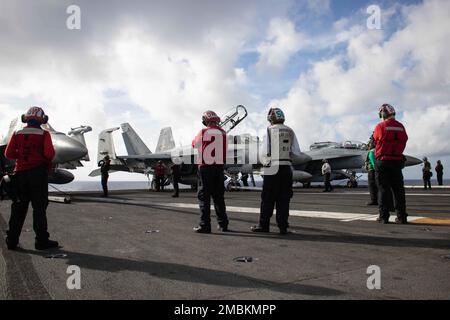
[50,179,432,192]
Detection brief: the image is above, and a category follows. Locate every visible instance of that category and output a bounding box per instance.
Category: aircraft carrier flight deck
[1,187,449,300]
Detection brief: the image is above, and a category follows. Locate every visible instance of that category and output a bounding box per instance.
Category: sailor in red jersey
[4,106,59,250]
[153,160,166,192]
[373,103,408,224]
[191,110,228,233]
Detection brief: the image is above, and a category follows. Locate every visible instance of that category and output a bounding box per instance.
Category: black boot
[217,225,229,232]
[395,217,408,224]
[279,228,291,235]
[6,237,18,250]
[35,239,59,250]
[193,226,211,234]
[251,225,269,233]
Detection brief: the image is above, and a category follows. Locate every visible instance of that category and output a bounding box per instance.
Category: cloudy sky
[1,0,449,181]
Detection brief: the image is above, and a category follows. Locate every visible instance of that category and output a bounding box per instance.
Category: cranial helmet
[378,103,396,119]
[202,110,221,126]
[267,108,285,124]
[21,106,48,124]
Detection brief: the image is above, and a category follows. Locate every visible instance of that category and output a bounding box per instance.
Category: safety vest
[4,126,55,172]
[373,119,408,161]
[266,124,295,166]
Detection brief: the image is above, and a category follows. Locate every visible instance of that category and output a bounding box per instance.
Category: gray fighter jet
[1,118,91,184]
[207,137,421,189]
[89,106,253,189]
[296,140,421,187]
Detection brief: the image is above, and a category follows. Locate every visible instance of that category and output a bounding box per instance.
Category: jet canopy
[219,105,248,133]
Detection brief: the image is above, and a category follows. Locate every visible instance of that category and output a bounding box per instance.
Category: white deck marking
[75,197,428,223]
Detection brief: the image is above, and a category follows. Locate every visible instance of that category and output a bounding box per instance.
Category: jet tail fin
[155,127,175,153]
[120,123,152,156]
[1,118,20,146]
[68,126,92,161]
[97,127,120,164]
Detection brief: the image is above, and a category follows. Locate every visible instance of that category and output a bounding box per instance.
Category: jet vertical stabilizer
[121,123,152,156]
[1,118,20,146]
[98,127,120,164]
[155,127,175,153]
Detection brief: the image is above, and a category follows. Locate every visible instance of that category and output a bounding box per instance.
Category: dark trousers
[324,172,332,191]
[423,174,431,189]
[260,166,293,230]
[7,166,50,244]
[155,176,165,191]
[375,160,407,221]
[197,165,228,228]
[173,174,180,196]
[241,175,249,187]
[101,174,109,196]
[368,170,378,203]
[437,173,443,186]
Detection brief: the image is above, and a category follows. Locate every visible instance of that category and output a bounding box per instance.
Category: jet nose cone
[405,155,422,167]
[53,134,88,163]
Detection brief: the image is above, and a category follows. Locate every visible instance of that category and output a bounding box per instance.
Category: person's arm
[0,153,4,173]
[368,150,376,168]
[260,129,270,166]
[192,130,203,148]
[373,124,381,143]
[223,130,228,165]
[43,131,56,162]
[291,132,301,157]
[4,133,18,160]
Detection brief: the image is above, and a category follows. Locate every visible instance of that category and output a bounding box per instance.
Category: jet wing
[89,168,124,177]
[57,161,83,170]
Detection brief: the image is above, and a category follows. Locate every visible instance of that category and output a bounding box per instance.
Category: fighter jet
[1,118,91,184]
[210,137,421,189]
[89,105,251,189]
[297,140,422,187]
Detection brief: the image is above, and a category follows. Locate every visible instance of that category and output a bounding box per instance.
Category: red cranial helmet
[21,106,48,124]
[378,104,396,119]
[202,110,221,126]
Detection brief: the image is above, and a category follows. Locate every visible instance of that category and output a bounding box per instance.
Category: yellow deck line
[409,218,450,226]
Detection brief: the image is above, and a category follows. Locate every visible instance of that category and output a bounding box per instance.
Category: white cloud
[256,18,307,72]
[271,0,450,158]
[1,0,449,184]
[0,0,294,180]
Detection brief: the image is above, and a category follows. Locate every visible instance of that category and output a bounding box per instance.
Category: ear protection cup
[21,114,48,124]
